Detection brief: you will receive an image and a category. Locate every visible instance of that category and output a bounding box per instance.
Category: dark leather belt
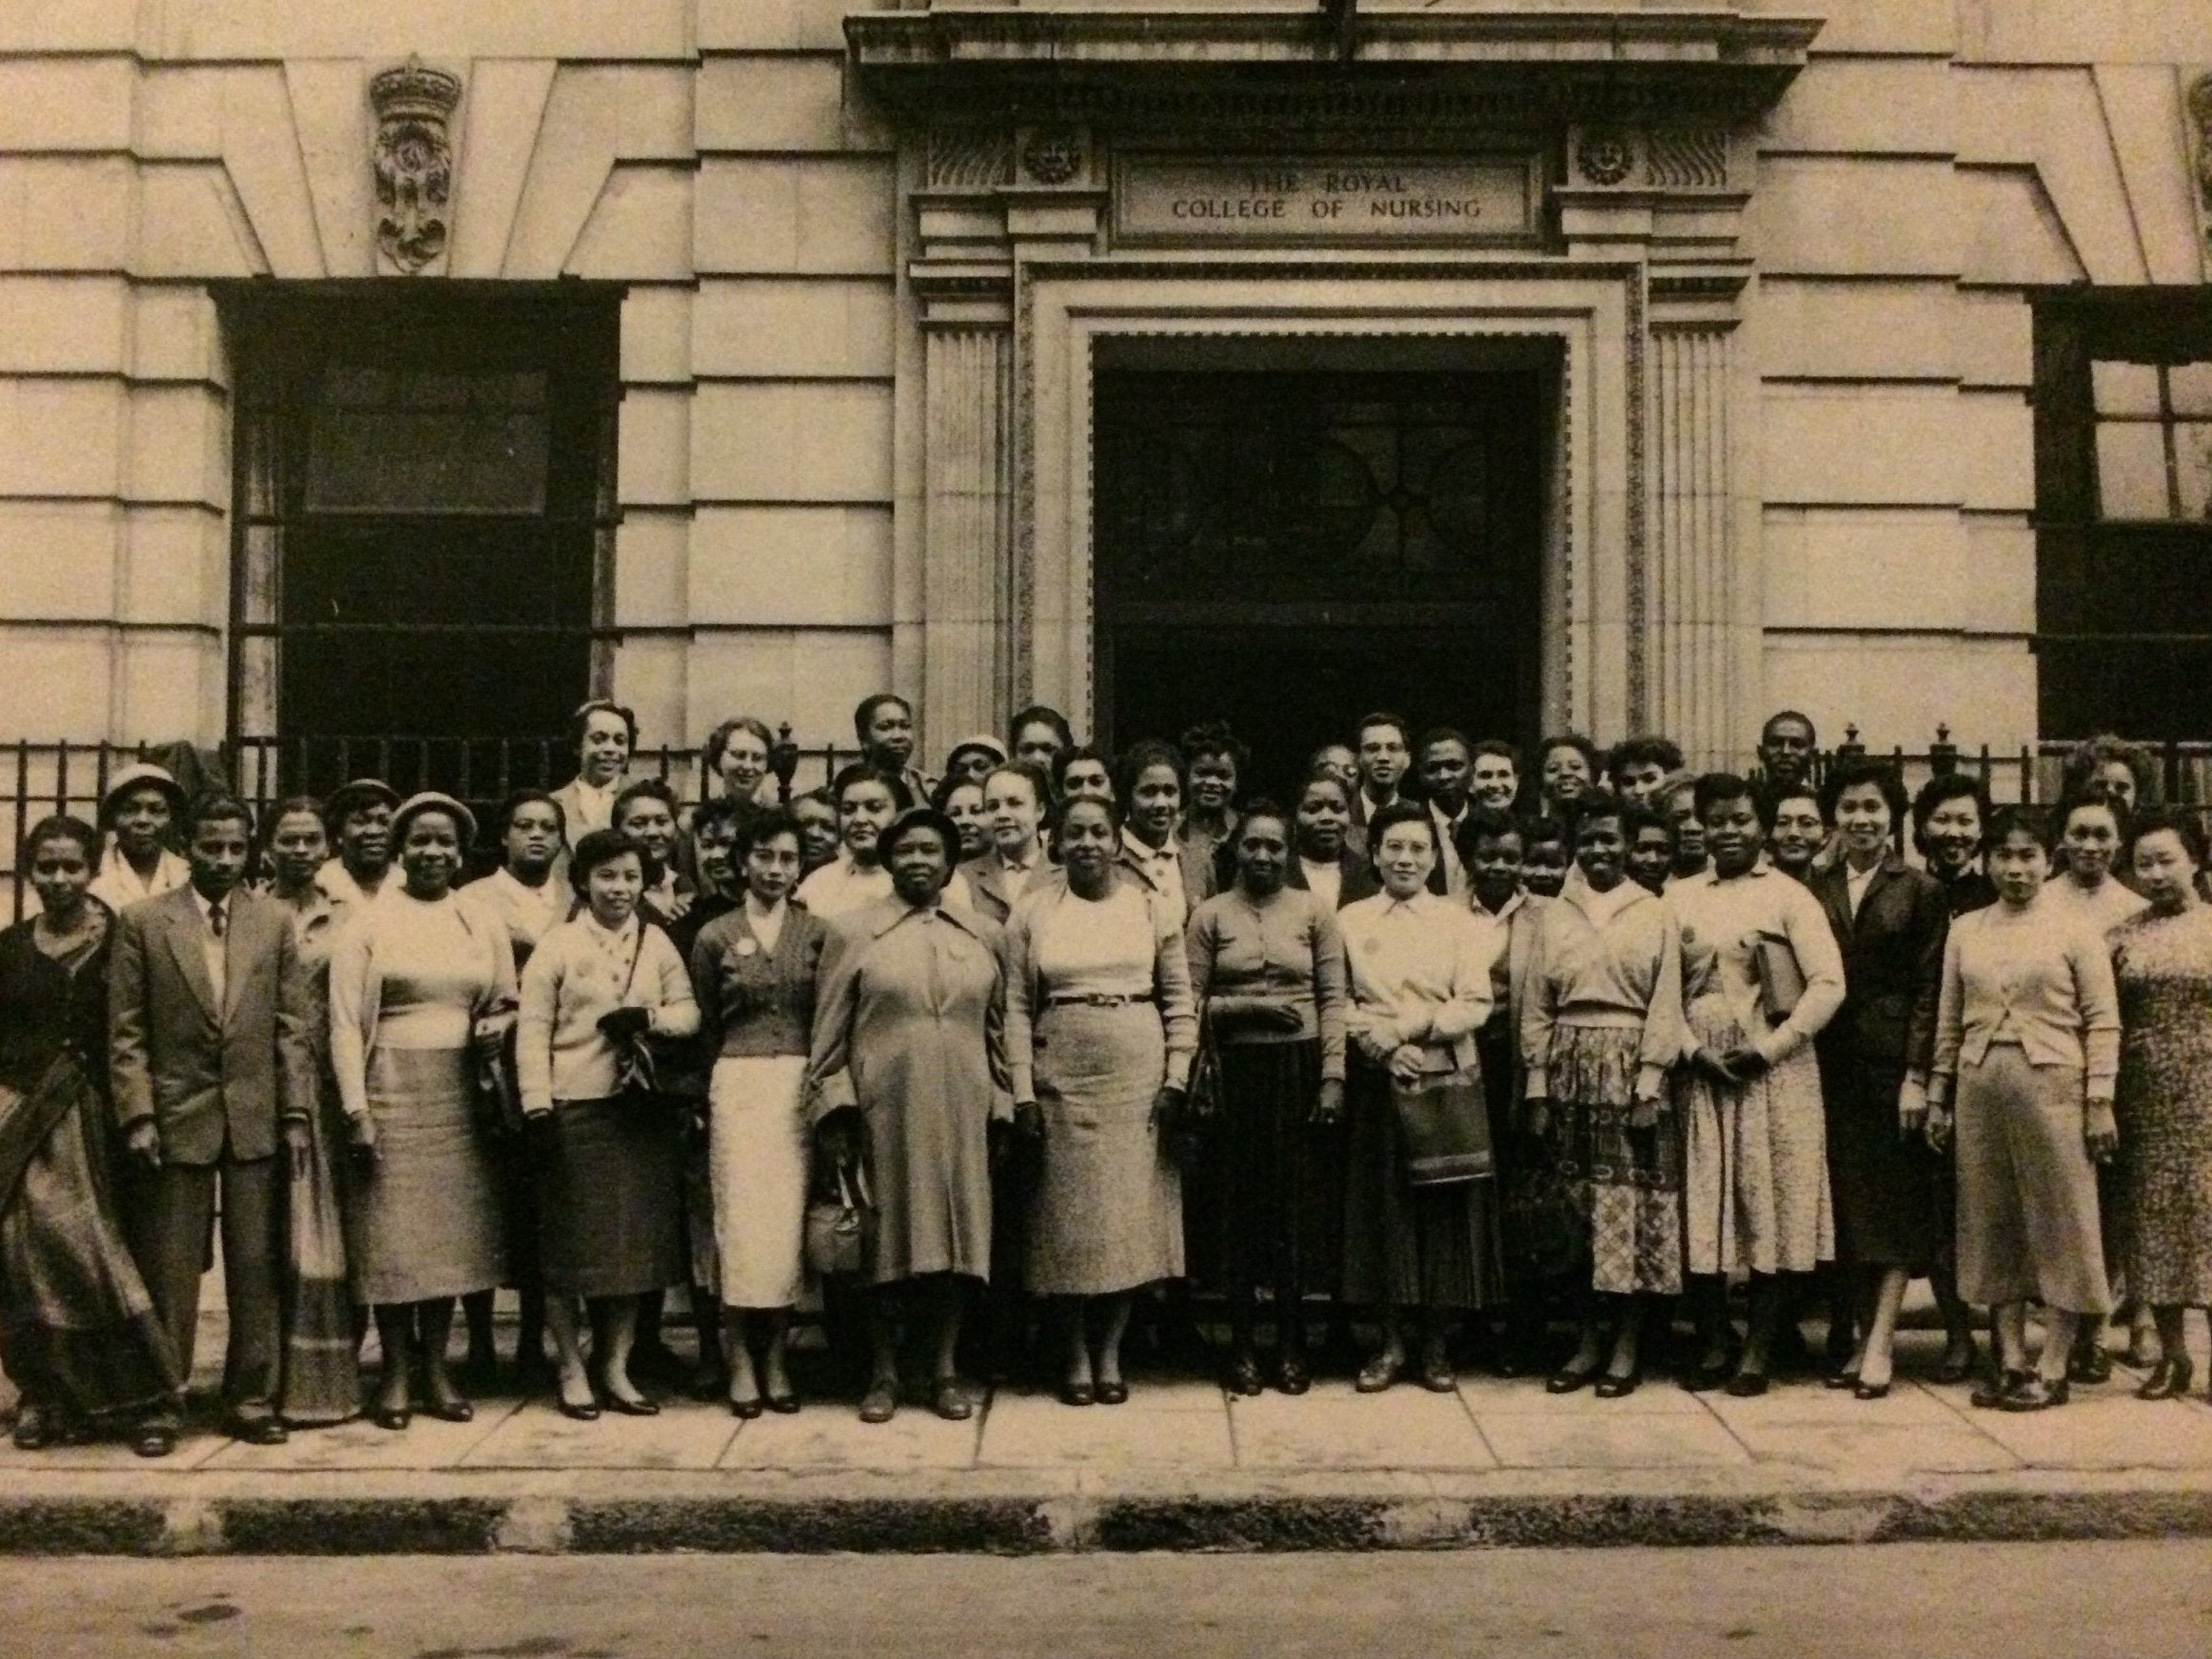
[1043,992,1154,1009]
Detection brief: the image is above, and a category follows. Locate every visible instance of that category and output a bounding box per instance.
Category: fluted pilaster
[1649,324,1738,769]
[921,326,1014,747]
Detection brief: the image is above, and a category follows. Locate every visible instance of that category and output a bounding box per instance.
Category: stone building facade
[1,1,2208,786]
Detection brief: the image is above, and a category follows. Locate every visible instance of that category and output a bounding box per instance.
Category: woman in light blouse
[794,763,912,920]
[961,762,1050,926]
[1186,800,1349,1395]
[689,809,828,1416]
[1522,791,1686,1397]
[517,828,701,1419]
[1928,805,2121,1412]
[1005,793,1196,1406]
[1338,801,1500,1393]
[329,794,516,1431]
[1670,774,1847,1397]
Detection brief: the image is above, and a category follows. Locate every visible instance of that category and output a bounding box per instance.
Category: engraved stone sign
[1114,153,1539,244]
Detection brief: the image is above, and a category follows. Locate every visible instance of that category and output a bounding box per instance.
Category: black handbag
[1186,997,1225,1125]
[803,1158,874,1280]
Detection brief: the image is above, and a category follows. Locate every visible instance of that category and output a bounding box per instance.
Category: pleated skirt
[1341,1054,1500,1312]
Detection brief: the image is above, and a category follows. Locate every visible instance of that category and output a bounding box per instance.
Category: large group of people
[2,697,2208,1454]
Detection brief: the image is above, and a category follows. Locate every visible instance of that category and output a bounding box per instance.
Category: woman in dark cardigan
[691,808,827,1416]
[1810,760,1959,1396]
[0,816,182,1448]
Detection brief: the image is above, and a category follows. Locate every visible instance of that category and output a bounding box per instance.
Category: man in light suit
[109,794,317,1454]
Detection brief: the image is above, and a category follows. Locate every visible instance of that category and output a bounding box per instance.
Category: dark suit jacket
[108,884,316,1165]
[1810,854,1948,1076]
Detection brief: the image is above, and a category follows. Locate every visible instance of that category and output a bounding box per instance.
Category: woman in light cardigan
[517,828,701,1419]
[1928,805,2122,1413]
[329,793,515,1431]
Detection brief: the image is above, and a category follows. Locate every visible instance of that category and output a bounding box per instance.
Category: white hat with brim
[390,790,479,848]
[99,761,188,820]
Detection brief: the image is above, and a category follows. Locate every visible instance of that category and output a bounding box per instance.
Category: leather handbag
[803,1158,874,1280]
[1392,1070,1492,1186]
[1185,997,1225,1126]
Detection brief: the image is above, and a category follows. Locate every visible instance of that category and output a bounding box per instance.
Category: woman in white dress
[689,810,827,1416]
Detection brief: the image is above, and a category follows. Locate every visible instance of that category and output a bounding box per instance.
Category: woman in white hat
[328,791,516,1430]
[87,762,189,914]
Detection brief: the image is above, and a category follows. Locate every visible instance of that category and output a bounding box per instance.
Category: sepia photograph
[0,0,2209,1652]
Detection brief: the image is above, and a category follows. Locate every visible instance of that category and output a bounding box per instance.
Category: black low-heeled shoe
[1824,1368,1862,1391]
[1723,1369,1769,1398]
[1095,1379,1129,1407]
[727,1394,764,1420]
[1594,1366,1643,1400]
[1356,1352,1406,1393]
[1057,1379,1096,1408]
[132,1421,180,1457]
[11,1405,51,1451]
[2067,1344,2113,1385]
[2000,1375,2069,1412]
[557,1395,601,1422]
[765,1391,800,1415]
[1853,1379,1891,1401]
[1970,1368,2031,1410]
[373,1406,412,1432]
[1223,1353,1265,1397]
[602,1392,660,1417]
[420,1398,474,1425]
[1276,1353,1312,1396]
[1545,1362,1598,1395]
[1679,1353,1734,1393]
[2137,1355,2195,1401]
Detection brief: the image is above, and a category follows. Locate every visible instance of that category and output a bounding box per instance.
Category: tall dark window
[2034,290,2212,740]
[218,283,620,796]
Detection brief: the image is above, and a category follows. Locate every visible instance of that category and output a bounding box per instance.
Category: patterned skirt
[1676,997,1833,1279]
[1544,1023,1682,1296]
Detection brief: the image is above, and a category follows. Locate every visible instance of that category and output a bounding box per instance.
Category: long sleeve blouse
[1185,885,1349,1080]
[329,890,516,1124]
[516,912,700,1112]
[1927,897,2122,1107]
[689,899,826,1059]
[1336,890,1493,1073]
[1003,872,1199,1104]
[1519,873,1684,1100]
[1667,859,1846,1068]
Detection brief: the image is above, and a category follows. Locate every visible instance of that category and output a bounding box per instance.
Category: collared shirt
[996,851,1039,906]
[1336,888,1493,1072]
[794,853,894,920]
[1121,827,1186,917]
[1429,801,1471,900]
[1843,858,1880,920]
[315,858,393,920]
[1298,856,1343,912]
[189,885,228,1007]
[1667,859,1847,1067]
[578,908,644,988]
[88,843,189,915]
[562,777,622,841]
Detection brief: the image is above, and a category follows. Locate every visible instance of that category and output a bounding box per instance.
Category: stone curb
[3,1474,2210,1555]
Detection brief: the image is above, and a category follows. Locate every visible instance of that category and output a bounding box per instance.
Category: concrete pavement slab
[460,1401,742,1471]
[979,1387,1234,1471]
[1727,1421,2023,1476]
[198,1404,518,1471]
[1455,1372,1711,1415]
[1965,1392,2212,1471]
[1228,1380,1498,1471]
[1477,1407,1755,1471]
[0,1429,230,1472]
[1698,1378,1969,1428]
[718,1400,982,1471]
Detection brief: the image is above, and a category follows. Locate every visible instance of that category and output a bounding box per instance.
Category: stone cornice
[849,6,1824,127]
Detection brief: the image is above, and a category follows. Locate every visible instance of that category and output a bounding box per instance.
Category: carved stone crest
[370,58,463,273]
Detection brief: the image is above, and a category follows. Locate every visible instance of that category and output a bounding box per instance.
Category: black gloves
[597,1005,653,1042]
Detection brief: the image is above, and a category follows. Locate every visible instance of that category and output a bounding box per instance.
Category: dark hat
[325,778,402,824]
[879,805,961,863]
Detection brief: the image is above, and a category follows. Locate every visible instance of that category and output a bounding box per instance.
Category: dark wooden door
[1094,368,1548,798]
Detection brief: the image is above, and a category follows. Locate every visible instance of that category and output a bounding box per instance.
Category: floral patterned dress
[2111,903,2212,1305]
